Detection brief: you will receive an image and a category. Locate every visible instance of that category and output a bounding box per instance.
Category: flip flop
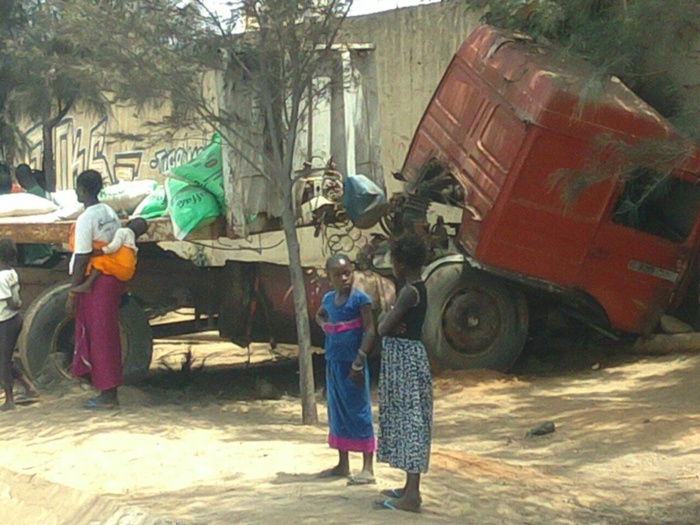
[347,473,377,486]
[14,393,40,405]
[84,398,119,410]
[380,488,403,498]
[373,498,421,513]
[374,499,398,511]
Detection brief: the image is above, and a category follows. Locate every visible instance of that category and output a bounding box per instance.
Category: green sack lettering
[170,134,226,213]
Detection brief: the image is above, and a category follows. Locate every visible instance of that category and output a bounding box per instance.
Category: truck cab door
[577,170,700,334]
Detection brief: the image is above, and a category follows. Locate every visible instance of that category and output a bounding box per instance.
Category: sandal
[84,398,119,410]
[373,498,421,513]
[14,393,40,405]
[347,473,377,486]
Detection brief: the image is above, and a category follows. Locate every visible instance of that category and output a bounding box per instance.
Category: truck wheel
[18,282,153,386]
[423,264,529,371]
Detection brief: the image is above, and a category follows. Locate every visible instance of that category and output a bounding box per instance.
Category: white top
[69,203,120,275]
[0,269,20,322]
[103,227,138,255]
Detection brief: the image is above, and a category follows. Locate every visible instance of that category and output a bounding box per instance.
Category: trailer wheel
[423,264,528,371]
[18,282,153,386]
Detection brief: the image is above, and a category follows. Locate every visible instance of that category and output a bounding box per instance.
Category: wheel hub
[442,288,501,355]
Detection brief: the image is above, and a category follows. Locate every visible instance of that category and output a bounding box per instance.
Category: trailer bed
[0,215,226,244]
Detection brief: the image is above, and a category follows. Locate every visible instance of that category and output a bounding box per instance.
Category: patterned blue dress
[322,288,376,453]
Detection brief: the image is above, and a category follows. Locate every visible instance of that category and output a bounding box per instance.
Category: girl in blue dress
[316,253,376,484]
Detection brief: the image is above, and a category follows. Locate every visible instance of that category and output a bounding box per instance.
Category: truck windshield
[612,169,700,243]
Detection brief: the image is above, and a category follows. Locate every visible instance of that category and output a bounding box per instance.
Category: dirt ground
[1,335,700,525]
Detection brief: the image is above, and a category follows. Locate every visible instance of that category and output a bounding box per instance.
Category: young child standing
[71,217,148,293]
[376,234,431,513]
[316,253,376,484]
[0,239,40,411]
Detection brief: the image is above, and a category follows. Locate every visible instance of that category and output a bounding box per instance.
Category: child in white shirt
[0,239,40,411]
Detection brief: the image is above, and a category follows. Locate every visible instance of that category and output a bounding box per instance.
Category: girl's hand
[315,307,329,328]
[392,322,407,336]
[349,359,364,385]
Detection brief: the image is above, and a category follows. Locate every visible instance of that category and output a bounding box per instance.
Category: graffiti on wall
[25,116,208,189]
[149,145,206,175]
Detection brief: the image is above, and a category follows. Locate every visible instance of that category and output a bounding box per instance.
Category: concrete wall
[20,2,480,193]
[22,108,211,189]
[344,2,482,193]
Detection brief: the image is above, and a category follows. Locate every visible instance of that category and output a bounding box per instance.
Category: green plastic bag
[132,185,167,219]
[171,134,226,213]
[165,178,220,240]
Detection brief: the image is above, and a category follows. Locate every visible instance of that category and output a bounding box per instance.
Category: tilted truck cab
[400,25,700,370]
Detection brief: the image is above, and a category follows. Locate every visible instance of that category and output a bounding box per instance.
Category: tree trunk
[280,190,318,425]
[42,121,56,192]
[42,100,73,193]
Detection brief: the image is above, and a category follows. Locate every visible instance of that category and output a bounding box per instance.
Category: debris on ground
[527,421,556,438]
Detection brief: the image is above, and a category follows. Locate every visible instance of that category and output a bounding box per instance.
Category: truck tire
[423,264,528,371]
[18,282,153,386]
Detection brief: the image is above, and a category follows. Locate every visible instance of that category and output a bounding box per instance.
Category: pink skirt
[72,274,126,390]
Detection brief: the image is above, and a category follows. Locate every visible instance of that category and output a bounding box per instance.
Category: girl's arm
[6,296,20,311]
[66,253,90,314]
[356,303,375,360]
[70,254,91,289]
[378,285,418,337]
[350,303,375,382]
[315,305,328,328]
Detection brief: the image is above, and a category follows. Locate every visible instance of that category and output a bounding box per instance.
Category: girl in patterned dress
[316,254,377,484]
[376,234,431,512]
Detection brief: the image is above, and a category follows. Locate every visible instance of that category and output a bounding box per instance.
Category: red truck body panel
[402,25,700,334]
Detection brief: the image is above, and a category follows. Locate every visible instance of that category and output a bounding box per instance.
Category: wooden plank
[0,216,228,244]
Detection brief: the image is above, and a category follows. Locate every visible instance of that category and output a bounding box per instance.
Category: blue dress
[322,288,375,453]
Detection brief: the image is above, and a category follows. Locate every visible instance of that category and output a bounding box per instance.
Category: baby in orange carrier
[71,217,148,293]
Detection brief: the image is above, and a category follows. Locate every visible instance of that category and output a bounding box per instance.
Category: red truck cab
[401,25,700,369]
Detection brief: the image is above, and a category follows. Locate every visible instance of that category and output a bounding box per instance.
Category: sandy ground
[1,335,700,525]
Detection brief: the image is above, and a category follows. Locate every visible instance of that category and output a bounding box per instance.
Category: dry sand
[1,337,700,524]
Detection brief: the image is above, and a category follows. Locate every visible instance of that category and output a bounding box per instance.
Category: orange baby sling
[69,224,136,282]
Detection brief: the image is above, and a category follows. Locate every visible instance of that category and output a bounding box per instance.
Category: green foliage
[0,0,27,161]
[3,1,112,124]
[469,0,700,139]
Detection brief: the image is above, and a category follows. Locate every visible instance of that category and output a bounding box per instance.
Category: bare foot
[380,488,404,498]
[318,464,350,478]
[0,401,16,412]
